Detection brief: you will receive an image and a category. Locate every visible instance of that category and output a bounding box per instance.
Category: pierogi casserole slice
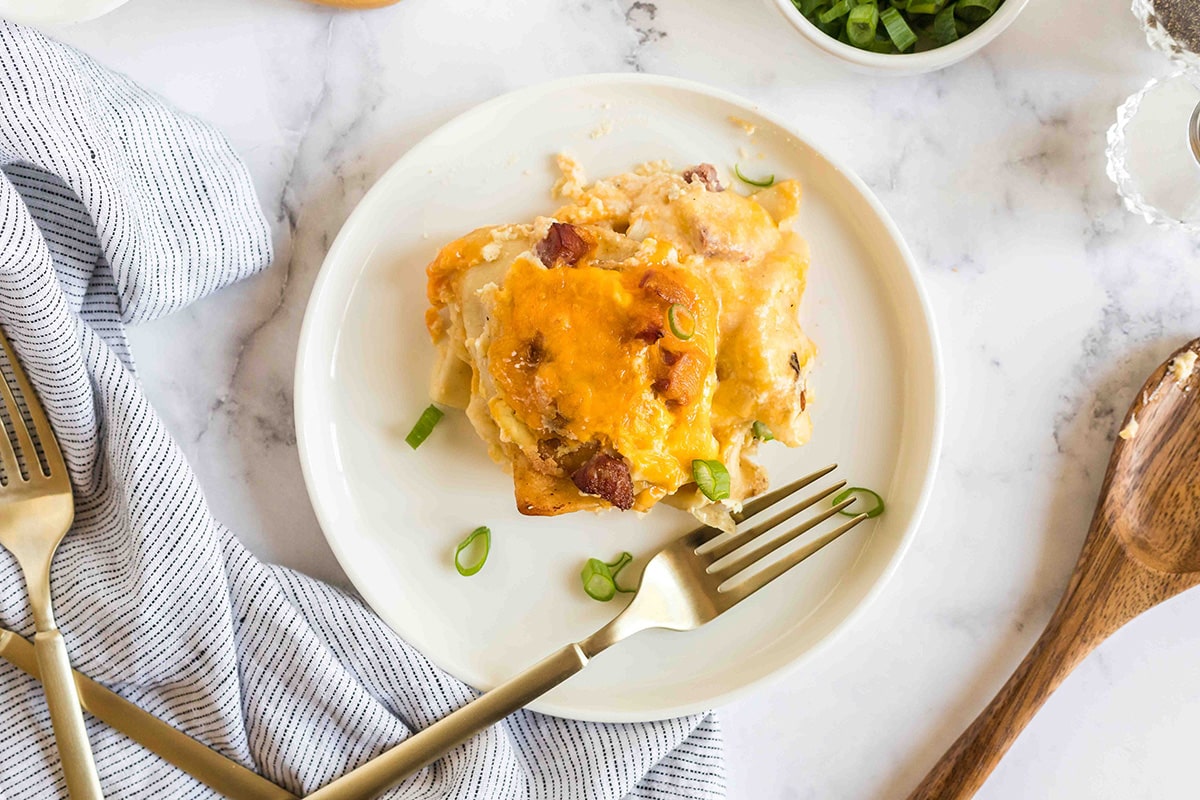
[424,157,815,531]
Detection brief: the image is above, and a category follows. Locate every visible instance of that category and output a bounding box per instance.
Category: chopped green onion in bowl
[734,164,775,188]
[791,0,1005,53]
[846,3,880,48]
[832,487,886,518]
[405,404,444,449]
[880,7,918,51]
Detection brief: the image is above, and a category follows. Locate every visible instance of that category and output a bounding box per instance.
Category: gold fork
[308,463,867,800]
[0,328,102,798]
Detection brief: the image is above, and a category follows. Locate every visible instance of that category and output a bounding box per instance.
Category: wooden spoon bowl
[1110,364,1200,574]
[908,338,1200,799]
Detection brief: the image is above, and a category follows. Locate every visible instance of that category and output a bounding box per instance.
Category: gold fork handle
[307,643,590,800]
[0,630,295,799]
[34,629,104,799]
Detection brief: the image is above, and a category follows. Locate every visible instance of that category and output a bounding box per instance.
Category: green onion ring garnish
[581,551,635,602]
[454,526,491,576]
[752,421,775,441]
[405,404,444,450]
[880,7,918,52]
[667,304,696,340]
[734,163,775,188]
[832,487,885,518]
[692,459,731,502]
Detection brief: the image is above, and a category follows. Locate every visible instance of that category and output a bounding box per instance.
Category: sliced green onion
[880,7,918,50]
[906,0,946,13]
[864,33,898,52]
[667,303,695,340]
[933,3,958,43]
[734,163,775,188]
[818,0,851,23]
[692,459,731,502]
[832,487,886,518]
[454,526,491,576]
[405,404,444,449]
[752,421,775,441]
[955,0,997,22]
[814,9,844,38]
[801,0,985,52]
[845,3,880,48]
[581,551,635,602]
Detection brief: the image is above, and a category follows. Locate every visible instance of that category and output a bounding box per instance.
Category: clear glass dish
[1107,71,1200,233]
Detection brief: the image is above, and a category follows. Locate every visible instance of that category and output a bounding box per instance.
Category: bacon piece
[652,346,706,407]
[682,163,724,192]
[637,269,694,305]
[536,222,590,267]
[571,452,635,510]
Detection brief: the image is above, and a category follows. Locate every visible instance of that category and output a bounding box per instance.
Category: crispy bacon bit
[652,346,706,407]
[571,452,635,510]
[789,352,801,379]
[637,270,694,305]
[536,222,590,267]
[682,163,724,192]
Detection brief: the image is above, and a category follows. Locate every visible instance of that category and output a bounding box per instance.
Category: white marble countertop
[41,0,1200,796]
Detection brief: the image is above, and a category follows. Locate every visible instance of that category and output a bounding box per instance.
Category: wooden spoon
[907,338,1200,800]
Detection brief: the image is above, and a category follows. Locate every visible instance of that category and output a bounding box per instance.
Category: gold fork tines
[0,328,102,799]
[307,464,871,800]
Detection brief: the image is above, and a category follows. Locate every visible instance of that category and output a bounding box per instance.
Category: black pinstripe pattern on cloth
[0,21,727,800]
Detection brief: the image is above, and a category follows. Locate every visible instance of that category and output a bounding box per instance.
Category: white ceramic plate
[296,74,943,722]
[0,0,131,25]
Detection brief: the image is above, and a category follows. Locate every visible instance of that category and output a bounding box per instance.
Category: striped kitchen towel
[0,21,725,799]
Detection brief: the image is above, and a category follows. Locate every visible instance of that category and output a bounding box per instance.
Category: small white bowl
[770,0,1030,75]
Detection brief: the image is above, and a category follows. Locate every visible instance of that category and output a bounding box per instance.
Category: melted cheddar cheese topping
[488,253,720,496]
[424,158,815,528]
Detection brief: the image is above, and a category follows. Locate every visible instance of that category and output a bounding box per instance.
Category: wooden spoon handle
[908,533,1148,800]
[905,610,1088,799]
